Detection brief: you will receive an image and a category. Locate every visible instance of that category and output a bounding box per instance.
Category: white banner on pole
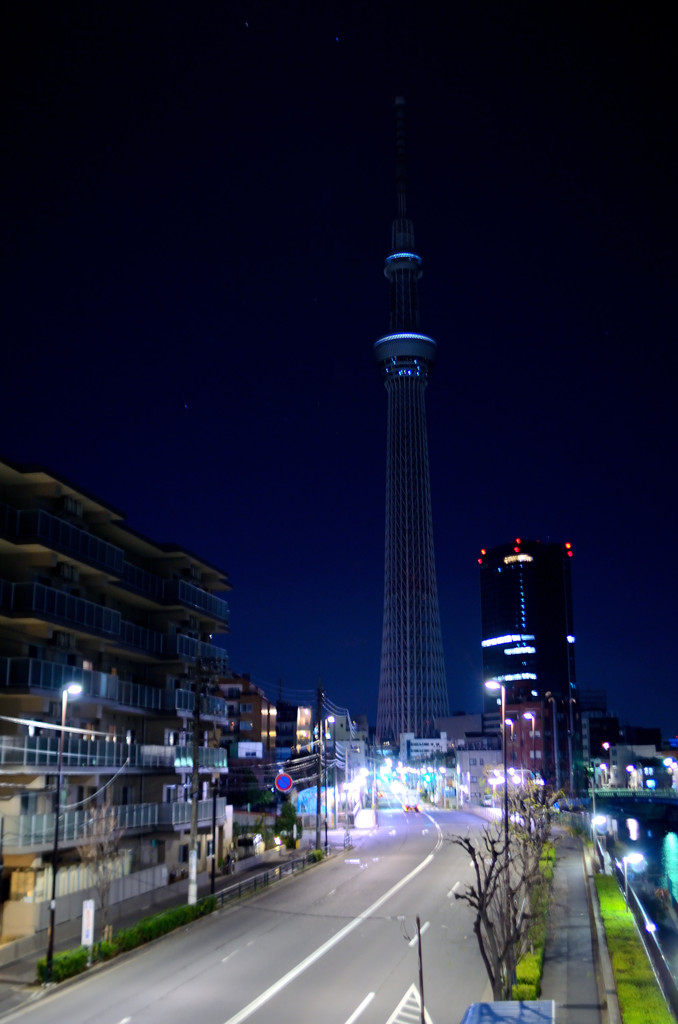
[81,899,95,949]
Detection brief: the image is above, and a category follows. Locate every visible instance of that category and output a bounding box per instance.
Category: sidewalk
[540,831,620,1024]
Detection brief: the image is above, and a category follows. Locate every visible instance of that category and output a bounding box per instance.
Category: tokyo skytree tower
[375,98,448,746]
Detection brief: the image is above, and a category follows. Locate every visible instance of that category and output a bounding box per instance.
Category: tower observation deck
[375,98,449,746]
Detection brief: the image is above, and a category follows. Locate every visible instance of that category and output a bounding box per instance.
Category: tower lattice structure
[375,98,448,746]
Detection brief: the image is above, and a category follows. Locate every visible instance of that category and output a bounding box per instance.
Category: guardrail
[208,852,319,910]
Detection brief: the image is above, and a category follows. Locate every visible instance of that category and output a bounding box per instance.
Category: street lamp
[45,682,82,983]
[523,712,537,778]
[485,681,508,848]
[622,852,645,904]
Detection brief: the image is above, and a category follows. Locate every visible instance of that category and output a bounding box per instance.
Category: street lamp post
[326,716,336,829]
[504,718,514,771]
[546,692,560,790]
[485,682,508,849]
[45,682,82,983]
[523,712,537,779]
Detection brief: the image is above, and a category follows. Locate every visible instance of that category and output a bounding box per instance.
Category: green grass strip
[594,875,673,1024]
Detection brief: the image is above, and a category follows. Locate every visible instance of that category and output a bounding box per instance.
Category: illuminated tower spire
[375,97,448,746]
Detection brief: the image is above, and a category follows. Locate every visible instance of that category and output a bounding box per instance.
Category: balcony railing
[17,508,124,574]
[164,633,229,670]
[4,798,227,851]
[164,579,230,625]
[119,619,164,655]
[120,560,165,601]
[11,582,120,638]
[174,687,230,720]
[157,797,227,827]
[0,499,19,540]
[0,736,228,771]
[0,657,173,712]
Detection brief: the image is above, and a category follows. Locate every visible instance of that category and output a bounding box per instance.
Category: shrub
[308,849,323,863]
[95,940,117,961]
[516,952,541,988]
[512,984,538,1001]
[36,947,89,984]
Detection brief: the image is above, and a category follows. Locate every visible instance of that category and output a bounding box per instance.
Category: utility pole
[188,657,203,905]
[315,681,323,851]
[188,653,221,905]
[416,915,426,1024]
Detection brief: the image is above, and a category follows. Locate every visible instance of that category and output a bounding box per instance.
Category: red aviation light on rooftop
[515,538,521,545]
[478,558,483,564]
[565,541,573,557]
[514,546,520,553]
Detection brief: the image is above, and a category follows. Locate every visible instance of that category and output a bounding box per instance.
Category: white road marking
[222,950,240,963]
[345,992,375,1024]
[222,850,436,1024]
[446,880,460,898]
[385,983,434,1024]
[408,920,429,947]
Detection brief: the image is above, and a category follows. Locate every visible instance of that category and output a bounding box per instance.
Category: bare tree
[450,782,558,999]
[77,798,122,942]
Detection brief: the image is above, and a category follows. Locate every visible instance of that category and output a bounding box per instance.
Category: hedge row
[36,896,218,984]
[513,843,556,1000]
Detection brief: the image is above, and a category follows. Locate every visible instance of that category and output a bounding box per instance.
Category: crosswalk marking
[385,983,434,1024]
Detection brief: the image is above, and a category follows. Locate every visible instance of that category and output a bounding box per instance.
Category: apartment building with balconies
[0,456,232,938]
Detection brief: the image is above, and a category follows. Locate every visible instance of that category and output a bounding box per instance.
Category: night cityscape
[1,5,678,1021]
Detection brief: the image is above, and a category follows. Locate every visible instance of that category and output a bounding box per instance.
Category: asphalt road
[0,806,490,1024]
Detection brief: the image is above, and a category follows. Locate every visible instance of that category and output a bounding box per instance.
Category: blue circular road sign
[275,772,293,793]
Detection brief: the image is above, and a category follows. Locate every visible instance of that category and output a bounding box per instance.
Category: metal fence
[208,852,318,910]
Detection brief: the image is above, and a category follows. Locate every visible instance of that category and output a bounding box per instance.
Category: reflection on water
[661,831,678,900]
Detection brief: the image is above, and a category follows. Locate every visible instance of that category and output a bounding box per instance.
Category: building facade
[375,97,448,746]
[0,457,232,938]
[478,538,578,789]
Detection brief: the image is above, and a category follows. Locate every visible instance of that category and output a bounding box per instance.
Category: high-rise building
[375,99,448,746]
[478,538,577,788]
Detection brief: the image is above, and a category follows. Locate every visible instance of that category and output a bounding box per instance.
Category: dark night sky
[2,4,677,733]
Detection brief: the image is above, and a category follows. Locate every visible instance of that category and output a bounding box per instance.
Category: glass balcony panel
[164,633,229,671]
[119,619,164,655]
[120,561,165,601]
[174,688,228,719]
[17,509,124,574]
[163,579,230,625]
[11,582,120,638]
[0,657,171,711]
[0,500,19,540]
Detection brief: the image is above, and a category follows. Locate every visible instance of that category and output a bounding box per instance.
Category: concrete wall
[1,864,168,940]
